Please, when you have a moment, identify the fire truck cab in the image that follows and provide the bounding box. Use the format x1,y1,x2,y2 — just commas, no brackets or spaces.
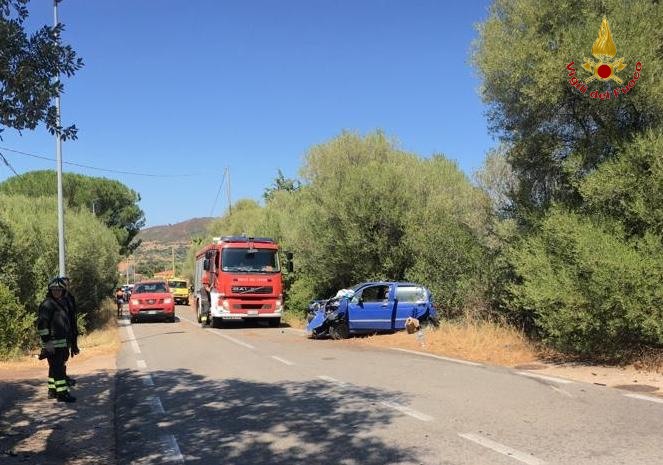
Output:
194,236,287,328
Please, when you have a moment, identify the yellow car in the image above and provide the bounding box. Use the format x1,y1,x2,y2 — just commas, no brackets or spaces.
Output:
168,278,190,305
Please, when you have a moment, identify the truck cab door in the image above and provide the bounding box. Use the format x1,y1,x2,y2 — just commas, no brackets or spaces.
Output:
347,284,394,331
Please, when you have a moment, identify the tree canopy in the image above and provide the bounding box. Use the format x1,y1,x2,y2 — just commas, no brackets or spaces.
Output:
473,0,663,220
473,0,663,356
0,170,145,255
0,0,83,140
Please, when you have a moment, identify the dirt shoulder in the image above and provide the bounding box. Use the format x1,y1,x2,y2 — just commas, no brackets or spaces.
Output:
0,336,118,464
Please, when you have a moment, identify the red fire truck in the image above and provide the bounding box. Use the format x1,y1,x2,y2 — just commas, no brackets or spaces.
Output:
193,236,292,327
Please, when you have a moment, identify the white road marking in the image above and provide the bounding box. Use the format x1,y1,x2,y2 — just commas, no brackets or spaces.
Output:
317,375,348,387
550,385,573,398
624,393,663,404
178,313,256,349
380,401,434,422
459,433,545,465
210,332,256,350
391,348,483,367
142,374,155,387
136,360,147,369
130,340,141,354
147,396,165,415
271,355,294,366
160,434,184,463
125,324,141,354
178,314,197,325
517,372,573,385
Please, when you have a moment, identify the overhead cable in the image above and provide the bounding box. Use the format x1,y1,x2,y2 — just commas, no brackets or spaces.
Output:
0,146,214,178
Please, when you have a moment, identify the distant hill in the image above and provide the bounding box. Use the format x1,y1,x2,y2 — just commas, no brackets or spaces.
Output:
138,217,214,243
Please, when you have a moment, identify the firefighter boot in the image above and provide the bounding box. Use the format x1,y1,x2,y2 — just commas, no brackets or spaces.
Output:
57,392,77,403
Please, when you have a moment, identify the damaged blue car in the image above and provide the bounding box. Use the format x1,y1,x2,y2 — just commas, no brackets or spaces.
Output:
306,282,439,339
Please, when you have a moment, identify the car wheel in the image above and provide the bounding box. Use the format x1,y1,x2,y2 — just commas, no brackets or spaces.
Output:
329,319,349,339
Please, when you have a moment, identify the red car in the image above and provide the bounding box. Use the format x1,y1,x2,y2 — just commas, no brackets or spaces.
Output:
128,280,175,323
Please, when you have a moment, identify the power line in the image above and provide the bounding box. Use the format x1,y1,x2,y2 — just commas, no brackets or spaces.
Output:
0,151,19,175
0,146,213,178
209,169,228,217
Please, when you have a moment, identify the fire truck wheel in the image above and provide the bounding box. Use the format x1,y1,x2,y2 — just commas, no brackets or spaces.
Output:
196,301,202,323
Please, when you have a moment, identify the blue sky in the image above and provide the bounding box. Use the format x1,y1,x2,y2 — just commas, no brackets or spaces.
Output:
0,0,495,227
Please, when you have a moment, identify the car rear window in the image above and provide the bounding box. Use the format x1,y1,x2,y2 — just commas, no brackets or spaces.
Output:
396,286,427,302
168,281,187,288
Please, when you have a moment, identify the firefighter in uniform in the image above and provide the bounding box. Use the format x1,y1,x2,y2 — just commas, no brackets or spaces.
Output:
61,277,79,387
199,273,212,327
37,278,76,403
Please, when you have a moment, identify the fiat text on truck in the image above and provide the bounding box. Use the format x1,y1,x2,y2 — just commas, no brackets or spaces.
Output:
193,236,291,327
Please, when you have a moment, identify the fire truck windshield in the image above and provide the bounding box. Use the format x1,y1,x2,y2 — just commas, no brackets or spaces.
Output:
221,248,280,273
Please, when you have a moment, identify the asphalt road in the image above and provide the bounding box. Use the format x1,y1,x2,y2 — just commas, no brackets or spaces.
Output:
115,305,663,465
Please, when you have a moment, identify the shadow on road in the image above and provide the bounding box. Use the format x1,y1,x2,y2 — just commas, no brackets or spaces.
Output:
116,368,419,465
0,372,115,464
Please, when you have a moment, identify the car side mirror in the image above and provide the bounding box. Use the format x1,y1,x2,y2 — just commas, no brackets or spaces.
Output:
203,259,210,271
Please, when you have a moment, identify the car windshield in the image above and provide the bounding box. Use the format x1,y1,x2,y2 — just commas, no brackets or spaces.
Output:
168,281,187,288
396,286,428,302
133,283,167,294
221,248,280,272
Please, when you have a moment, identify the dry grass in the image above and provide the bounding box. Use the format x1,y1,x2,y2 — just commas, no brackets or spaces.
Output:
349,319,540,366
282,311,307,329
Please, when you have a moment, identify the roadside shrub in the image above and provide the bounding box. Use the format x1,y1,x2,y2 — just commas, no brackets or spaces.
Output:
0,283,33,359
0,194,120,353
506,209,663,357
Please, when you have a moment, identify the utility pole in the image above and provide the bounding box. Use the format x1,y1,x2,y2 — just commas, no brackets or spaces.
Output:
53,0,66,277
226,166,232,216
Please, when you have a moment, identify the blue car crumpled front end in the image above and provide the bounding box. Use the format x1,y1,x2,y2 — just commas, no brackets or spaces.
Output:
306,298,347,338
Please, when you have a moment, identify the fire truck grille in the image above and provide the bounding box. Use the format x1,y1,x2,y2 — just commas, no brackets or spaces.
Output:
231,286,273,294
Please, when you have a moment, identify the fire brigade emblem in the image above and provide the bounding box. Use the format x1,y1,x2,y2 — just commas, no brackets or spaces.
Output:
582,16,626,84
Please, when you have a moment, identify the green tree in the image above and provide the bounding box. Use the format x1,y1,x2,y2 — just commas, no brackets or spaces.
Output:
0,0,83,141
0,193,120,356
580,129,663,239
506,210,663,356
474,0,663,356
0,171,145,254
207,199,266,238
473,0,663,219
263,169,301,202
285,131,490,314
